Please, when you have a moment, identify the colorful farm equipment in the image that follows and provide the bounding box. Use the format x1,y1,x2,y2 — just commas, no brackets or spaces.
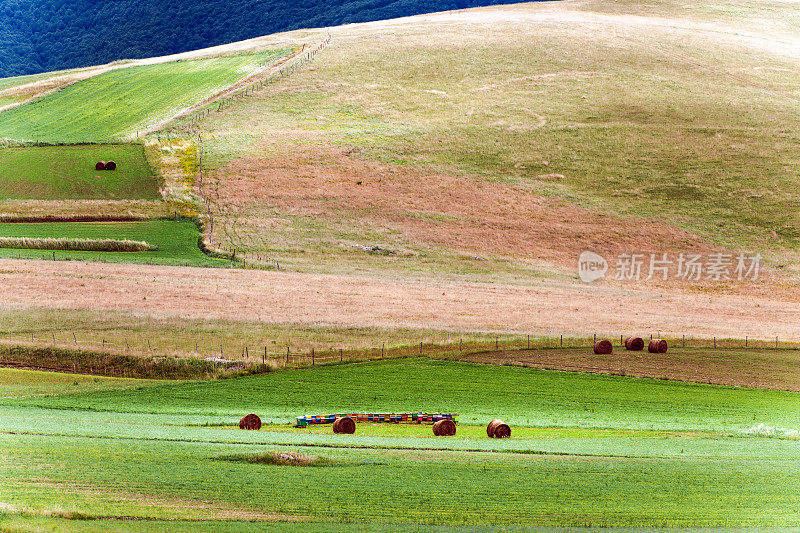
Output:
295,412,458,428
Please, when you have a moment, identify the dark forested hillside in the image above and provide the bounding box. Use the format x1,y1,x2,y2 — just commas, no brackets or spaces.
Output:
0,0,527,77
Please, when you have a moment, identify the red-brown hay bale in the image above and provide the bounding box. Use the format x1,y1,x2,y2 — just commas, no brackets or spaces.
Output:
239,413,261,430
493,423,511,438
487,419,503,437
332,416,356,434
648,339,668,353
95,161,106,171
432,419,456,437
625,336,645,351
593,339,613,355
104,160,116,170
487,419,510,438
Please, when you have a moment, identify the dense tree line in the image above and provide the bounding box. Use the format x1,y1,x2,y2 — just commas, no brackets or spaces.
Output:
0,0,530,78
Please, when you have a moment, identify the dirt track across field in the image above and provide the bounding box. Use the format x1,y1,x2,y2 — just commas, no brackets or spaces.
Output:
2,259,800,340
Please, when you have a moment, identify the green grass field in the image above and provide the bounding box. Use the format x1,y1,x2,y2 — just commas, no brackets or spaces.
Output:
0,144,159,200
0,49,291,143
1,359,798,529
0,220,223,266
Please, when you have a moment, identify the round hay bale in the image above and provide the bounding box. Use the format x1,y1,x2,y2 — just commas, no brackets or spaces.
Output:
593,339,613,355
332,416,356,434
104,160,117,170
432,419,456,437
239,413,261,430
95,161,106,171
487,419,504,437
625,336,645,351
648,339,668,353
487,419,510,438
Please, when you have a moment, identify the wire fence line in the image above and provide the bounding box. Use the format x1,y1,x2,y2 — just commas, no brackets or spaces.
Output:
3,330,798,372
188,35,331,263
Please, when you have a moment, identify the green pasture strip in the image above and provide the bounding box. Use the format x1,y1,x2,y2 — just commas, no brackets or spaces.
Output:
0,144,159,200
1,431,798,527
0,368,156,399
0,220,222,266
1,404,798,458
8,359,800,432
0,49,291,143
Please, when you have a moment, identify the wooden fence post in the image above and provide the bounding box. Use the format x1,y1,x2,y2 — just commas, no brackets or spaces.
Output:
263,346,267,364
287,347,290,366
311,349,315,366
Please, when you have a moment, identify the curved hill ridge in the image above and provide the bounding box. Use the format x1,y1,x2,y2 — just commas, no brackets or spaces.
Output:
0,0,527,78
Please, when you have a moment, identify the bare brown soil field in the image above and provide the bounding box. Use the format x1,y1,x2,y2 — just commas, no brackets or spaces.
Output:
2,259,800,341
457,346,800,392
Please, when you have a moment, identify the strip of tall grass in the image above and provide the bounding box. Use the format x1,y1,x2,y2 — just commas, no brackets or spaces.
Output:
0,345,272,379
0,236,157,252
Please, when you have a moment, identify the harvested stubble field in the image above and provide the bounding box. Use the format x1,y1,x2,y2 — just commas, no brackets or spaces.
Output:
1,359,799,529
0,144,159,200
2,258,800,340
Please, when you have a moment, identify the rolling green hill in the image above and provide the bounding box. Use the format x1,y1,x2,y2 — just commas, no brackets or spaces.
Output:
160,0,800,281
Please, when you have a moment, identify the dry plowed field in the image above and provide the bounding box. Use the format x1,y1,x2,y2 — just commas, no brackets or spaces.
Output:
2,259,800,340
